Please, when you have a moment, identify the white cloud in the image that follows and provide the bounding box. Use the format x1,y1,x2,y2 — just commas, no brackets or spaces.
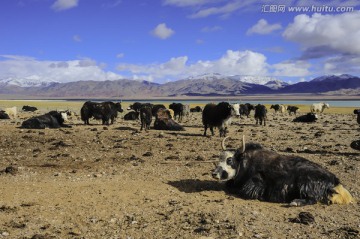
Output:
116,50,269,82
116,53,125,58
151,23,175,39
283,12,360,58
247,19,282,35
323,55,360,75
189,1,243,18
166,0,360,19
51,0,79,11
272,60,311,77
0,55,123,83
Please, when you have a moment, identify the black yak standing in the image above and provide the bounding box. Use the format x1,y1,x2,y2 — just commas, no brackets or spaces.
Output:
202,102,234,137
80,101,123,125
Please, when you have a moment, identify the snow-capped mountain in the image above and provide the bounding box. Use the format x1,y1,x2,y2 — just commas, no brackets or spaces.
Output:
311,74,355,82
280,74,360,93
185,73,285,86
265,80,290,90
1,73,359,98
0,75,59,87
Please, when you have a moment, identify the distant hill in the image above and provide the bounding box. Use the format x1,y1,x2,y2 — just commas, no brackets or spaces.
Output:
279,74,360,93
0,74,359,98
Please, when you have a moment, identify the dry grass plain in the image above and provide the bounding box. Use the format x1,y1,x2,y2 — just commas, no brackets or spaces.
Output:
0,100,359,239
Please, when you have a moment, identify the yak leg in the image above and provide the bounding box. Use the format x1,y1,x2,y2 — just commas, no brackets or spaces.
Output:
210,127,215,136
203,125,208,136
236,174,266,200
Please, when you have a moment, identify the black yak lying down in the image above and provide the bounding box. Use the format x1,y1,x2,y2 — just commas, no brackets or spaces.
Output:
21,111,71,129
0,110,10,119
293,113,318,122
212,136,354,206
154,108,184,131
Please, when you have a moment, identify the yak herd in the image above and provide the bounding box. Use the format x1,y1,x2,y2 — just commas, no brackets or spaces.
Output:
0,100,359,207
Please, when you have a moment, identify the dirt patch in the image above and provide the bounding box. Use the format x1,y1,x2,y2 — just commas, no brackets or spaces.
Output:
0,107,359,238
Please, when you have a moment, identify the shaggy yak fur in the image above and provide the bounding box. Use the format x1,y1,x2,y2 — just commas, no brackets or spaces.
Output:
212,137,354,206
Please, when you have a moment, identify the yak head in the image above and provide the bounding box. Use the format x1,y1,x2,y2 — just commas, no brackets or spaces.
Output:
232,103,240,117
212,136,246,181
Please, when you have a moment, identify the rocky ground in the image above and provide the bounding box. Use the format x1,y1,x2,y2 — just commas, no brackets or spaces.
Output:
0,106,359,239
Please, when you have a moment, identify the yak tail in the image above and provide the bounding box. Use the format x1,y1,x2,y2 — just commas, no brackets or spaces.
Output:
329,184,354,204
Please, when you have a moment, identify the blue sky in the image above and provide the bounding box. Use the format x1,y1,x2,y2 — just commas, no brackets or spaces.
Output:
0,0,360,84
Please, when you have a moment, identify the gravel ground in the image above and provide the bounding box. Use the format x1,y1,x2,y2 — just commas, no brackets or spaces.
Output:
0,107,359,239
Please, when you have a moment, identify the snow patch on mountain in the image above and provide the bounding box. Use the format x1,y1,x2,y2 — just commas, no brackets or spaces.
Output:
0,75,59,87
185,73,285,86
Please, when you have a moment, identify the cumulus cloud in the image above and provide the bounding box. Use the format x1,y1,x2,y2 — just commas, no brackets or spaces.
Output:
116,53,125,58
116,50,269,82
283,12,360,58
0,55,123,83
151,23,175,39
272,60,311,77
51,0,79,11
247,19,282,35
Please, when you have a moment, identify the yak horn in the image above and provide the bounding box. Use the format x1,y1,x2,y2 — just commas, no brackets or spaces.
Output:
221,136,229,150
240,135,246,153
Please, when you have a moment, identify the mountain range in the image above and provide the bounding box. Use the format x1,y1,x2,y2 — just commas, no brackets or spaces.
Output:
0,73,359,99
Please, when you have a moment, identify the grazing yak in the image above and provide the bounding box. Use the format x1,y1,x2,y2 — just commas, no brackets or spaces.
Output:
202,102,235,137
254,104,267,126
270,104,286,114
22,105,38,112
287,106,299,115
212,136,354,206
124,111,139,121
293,113,318,123
169,103,184,122
128,102,146,112
310,102,330,113
153,108,184,131
354,109,360,124
0,110,10,119
80,101,123,125
140,106,152,131
21,111,71,129
239,103,255,118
